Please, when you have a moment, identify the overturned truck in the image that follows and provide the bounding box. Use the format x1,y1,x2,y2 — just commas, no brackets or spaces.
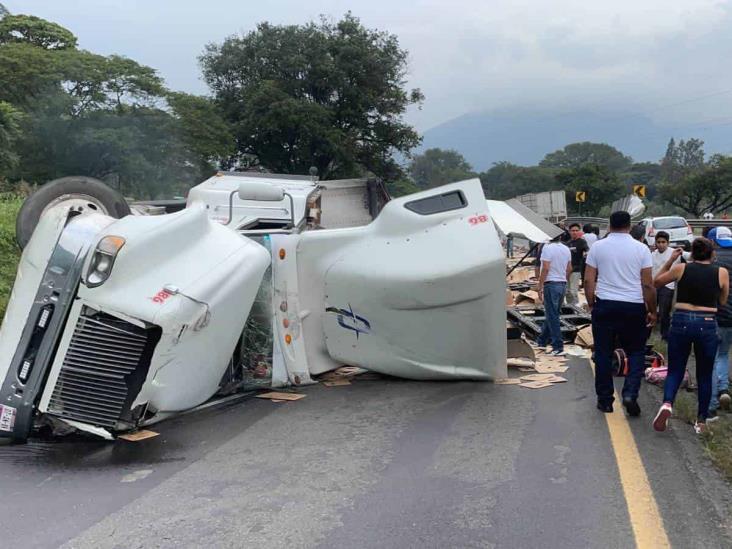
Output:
0,174,509,441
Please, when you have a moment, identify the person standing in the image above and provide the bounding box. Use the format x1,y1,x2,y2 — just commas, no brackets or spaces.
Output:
584,211,657,415
536,239,572,356
506,234,514,259
652,238,729,434
565,223,589,306
651,231,679,341
707,227,732,416
583,224,598,248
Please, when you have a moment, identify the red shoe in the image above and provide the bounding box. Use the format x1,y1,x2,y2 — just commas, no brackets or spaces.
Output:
653,402,673,432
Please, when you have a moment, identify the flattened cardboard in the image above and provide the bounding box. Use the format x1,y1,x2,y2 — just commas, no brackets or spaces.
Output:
547,376,568,383
520,373,556,381
518,367,536,372
256,392,306,401
118,430,159,442
515,290,540,305
534,364,569,374
507,358,535,368
520,381,554,389
494,378,522,385
323,379,351,387
575,326,594,348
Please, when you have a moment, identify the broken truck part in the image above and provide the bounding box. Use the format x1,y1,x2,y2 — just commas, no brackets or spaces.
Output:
0,174,507,441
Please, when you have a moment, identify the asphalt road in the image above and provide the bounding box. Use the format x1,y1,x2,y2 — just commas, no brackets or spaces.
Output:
1,358,731,549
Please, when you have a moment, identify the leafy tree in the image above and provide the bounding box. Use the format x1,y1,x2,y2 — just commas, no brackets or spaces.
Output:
619,162,662,200
555,164,624,216
409,148,475,189
479,161,557,199
0,101,21,176
386,178,420,197
0,12,236,197
659,137,705,186
0,43,61,105
167,92,235,176
659,155,732,217
200,13,423,180
540,142,632,172
0,14,76,50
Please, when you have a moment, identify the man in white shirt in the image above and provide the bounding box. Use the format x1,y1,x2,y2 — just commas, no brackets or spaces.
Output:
536,240,572,356
584,211,657,416
651,231,680,341
583,224,598,248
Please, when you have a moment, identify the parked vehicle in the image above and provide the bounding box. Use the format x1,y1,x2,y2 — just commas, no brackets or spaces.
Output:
0,173,508,442
637,216,694,248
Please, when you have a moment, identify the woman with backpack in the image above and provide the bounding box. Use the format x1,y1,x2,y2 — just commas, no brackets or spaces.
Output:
652,237,730,434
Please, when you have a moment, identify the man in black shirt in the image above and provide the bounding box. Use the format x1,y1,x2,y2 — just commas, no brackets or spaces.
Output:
565,223,589,306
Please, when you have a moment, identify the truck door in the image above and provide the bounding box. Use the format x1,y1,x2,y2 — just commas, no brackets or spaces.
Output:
296,179,507,381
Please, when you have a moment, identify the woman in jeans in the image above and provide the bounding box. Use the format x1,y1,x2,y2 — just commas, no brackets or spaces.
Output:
652,238,729,434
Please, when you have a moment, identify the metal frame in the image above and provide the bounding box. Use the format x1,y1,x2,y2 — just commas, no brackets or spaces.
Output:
507,304,591,342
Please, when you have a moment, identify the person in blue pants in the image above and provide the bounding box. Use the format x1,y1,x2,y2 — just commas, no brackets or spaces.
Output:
536,240,572,356
707,227,732,416
652,238,730,435
584,212,657,416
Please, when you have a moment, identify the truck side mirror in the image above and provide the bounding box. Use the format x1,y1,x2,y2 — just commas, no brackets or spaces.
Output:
237,182,285,202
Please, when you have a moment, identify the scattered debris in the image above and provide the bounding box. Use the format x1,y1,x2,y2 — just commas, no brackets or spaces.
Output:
507,357,535,368
322,379,352,387
515,290,540,305
256,392,306,402
494,378,523,385
535,363,569,374
547,375,568,383
507,304,591,343
521,373,556,382
117,430,159,442
520,380,555,389
575,326,594,348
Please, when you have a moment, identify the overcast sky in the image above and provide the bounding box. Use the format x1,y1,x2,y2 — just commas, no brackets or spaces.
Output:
7,0,732,133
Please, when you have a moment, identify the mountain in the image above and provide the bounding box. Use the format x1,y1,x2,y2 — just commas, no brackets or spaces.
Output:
419,110,732,171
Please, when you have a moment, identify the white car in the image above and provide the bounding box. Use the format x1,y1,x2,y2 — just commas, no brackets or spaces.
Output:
637,216,694,248
0,173,509,442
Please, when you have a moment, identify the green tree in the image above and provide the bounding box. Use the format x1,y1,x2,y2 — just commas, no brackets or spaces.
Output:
386,178,420,197
167,92,235,176
659,155,732,217
659,137,705,186
0,101,21,176
409,148,475,189
479,162,557,199
555,164,624,216
619,162,662,200
540,142,632,172
0,12,237,197
0,14,76,50
200,13,423,180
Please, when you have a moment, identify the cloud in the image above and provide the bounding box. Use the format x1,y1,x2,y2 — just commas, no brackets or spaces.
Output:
7,0,732,132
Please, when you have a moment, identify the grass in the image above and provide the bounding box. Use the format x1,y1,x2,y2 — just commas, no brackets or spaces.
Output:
0,195,22,321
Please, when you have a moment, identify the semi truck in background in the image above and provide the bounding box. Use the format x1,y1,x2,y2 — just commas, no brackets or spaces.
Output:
515,191,567,224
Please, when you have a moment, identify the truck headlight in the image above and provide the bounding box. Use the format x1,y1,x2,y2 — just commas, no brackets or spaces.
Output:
86,236,125,288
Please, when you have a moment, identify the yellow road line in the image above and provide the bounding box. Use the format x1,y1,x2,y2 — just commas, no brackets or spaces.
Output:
590,361,671,549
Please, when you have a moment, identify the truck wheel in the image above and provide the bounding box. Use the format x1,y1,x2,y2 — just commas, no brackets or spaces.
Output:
15,176,131,249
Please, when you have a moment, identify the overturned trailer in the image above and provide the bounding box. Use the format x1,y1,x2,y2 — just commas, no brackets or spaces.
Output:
0,174,509,441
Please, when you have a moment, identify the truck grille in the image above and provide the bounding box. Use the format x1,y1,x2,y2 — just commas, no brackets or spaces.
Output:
47,309,160,429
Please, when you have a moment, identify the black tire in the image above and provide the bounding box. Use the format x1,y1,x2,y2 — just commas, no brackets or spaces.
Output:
16,176,131,249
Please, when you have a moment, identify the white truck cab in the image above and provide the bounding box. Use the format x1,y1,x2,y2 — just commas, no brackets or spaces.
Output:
0,174,507,441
